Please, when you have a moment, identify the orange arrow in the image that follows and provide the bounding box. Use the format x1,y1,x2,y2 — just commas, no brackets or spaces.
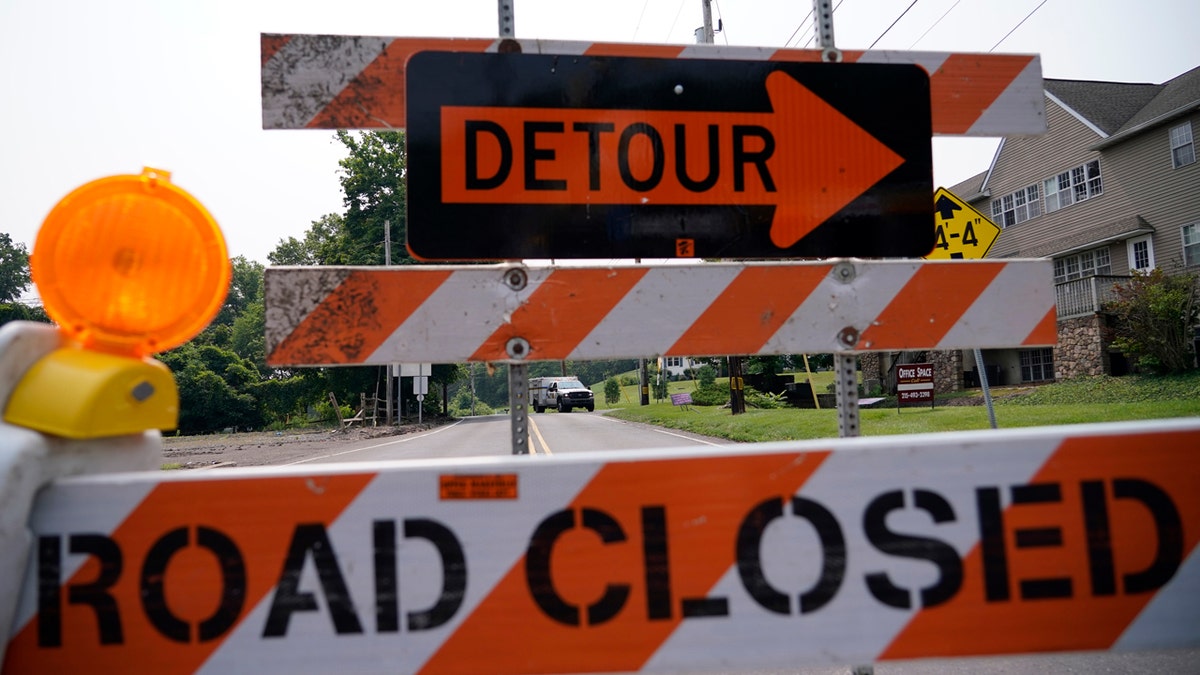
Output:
439,71,905,249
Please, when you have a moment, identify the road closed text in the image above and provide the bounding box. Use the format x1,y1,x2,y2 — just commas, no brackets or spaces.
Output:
29,476,1183,646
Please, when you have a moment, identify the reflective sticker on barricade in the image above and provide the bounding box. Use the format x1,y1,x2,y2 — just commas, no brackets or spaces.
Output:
261,34,1045,136
263,260,1057,366
5,419,1199,673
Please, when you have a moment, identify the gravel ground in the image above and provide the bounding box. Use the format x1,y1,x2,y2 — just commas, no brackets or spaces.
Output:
160,420,451,469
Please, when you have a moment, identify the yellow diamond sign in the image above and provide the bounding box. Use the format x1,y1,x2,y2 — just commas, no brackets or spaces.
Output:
926,187,1001,260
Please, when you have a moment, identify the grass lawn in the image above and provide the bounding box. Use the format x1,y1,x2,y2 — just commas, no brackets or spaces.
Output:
597,371,1200,442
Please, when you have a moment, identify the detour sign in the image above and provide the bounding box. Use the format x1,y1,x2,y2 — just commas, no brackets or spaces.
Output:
405,52,934,261
5,419,1199,673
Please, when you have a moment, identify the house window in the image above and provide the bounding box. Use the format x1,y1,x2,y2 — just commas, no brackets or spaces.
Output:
1043,160,1102,213
1052,247,1111,283
1183,223,1200,267
665,357,683,368
1019,348,1055,382
1171,122,1195,168
990,184,1040,227
1127,235,1155,272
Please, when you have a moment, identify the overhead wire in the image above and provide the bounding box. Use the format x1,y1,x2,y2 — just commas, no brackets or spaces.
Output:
909,0,961,48
631,0,652,41
667,0,689,42
783,9,815,49
868,0,921,49
989,0,1049,51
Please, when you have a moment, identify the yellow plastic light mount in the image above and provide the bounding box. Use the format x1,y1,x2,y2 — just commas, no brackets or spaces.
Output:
32,167,230,357
4,347,179,439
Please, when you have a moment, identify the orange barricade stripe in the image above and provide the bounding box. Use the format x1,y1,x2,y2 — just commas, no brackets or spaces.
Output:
857,262,1003,350
264,35,1043,136
469,267,648,362
4,473,376,674
307,38,494,129
1024,306,1059,345
584,43,686,58
269,269,452,365
260,35,292,68
929,53,1037,135
417,451,831,675
882,429,1200,659
670,264,831,356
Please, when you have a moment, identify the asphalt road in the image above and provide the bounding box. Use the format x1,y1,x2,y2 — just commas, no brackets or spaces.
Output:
292,410,731,464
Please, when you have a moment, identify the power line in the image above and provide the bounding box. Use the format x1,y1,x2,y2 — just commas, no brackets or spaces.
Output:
783,9,815,49
868,0,921,50
990,0,1049,51
667,0,689,42
909,0,961,48
631,0,651,41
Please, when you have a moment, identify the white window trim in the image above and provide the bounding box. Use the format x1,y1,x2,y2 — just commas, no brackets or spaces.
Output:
1127,235,1156,273
1183,223,1200,267
1170,122,1196,169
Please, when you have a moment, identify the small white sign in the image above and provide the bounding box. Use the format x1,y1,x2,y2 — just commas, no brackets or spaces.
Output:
401,363,432,377
414,376,429,395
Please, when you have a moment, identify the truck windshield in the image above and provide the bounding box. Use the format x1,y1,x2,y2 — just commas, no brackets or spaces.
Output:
560,380,584,389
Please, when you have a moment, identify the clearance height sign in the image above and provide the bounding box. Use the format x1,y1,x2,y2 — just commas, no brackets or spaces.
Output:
5,419,1200,673
405,52,934,260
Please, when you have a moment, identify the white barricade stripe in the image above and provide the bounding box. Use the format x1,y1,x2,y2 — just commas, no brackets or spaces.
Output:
6,420,1198,673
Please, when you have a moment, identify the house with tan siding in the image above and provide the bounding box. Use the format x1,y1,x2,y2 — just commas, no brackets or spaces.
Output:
862,64,1200,392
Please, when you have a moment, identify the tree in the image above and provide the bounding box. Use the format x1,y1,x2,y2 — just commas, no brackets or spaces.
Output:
1108,268,1199,374
0,233,31,303
269,214,346,266
335,130,410,265
213,256,264,327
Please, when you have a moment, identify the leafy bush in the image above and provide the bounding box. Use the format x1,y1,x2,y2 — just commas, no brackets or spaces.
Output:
604,377,621,405
1108,268,1199,374
448,387,494,417
745,387,786,409
690,383,729,406
696,364,717,388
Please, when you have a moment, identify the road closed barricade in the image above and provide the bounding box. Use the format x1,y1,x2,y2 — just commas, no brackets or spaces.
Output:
5,418,1198,673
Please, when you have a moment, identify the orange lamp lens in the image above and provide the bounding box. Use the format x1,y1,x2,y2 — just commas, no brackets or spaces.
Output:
32,168,230,357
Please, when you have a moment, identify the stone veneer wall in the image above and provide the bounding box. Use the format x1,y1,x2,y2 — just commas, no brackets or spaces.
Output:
1056,314,1110,379
931,350,963,393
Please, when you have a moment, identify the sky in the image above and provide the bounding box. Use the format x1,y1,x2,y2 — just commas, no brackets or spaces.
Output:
2,0,1198,268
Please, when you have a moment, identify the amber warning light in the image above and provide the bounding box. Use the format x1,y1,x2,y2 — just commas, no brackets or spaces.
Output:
4,168,230,438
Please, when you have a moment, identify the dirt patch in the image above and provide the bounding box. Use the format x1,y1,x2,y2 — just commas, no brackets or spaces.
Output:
161,419,451,469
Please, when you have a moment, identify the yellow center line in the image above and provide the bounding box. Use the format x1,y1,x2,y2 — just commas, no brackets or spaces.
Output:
528,416,553,455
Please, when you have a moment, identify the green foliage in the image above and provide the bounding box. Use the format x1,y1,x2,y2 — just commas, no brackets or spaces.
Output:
269,214,347,266
695,364,717,388
0,233,30,304
160,343,264,434
448,387,494,417
0,302,50,327
604,377,621,405
335,130,410,266
745,386,786,409
1108,268,1199,374
690,383,729,406
607,372,1200,442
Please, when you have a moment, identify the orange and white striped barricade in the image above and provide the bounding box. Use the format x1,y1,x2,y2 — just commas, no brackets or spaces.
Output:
5,418,1198,672
263,259,1057,367
261,35,1044,137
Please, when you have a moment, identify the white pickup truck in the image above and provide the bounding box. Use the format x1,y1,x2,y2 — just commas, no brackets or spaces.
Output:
529,376,595,413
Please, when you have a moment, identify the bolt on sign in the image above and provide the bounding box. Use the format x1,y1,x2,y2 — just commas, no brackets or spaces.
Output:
5,419,1199,672
404,52,934,260
926,187,1002,260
